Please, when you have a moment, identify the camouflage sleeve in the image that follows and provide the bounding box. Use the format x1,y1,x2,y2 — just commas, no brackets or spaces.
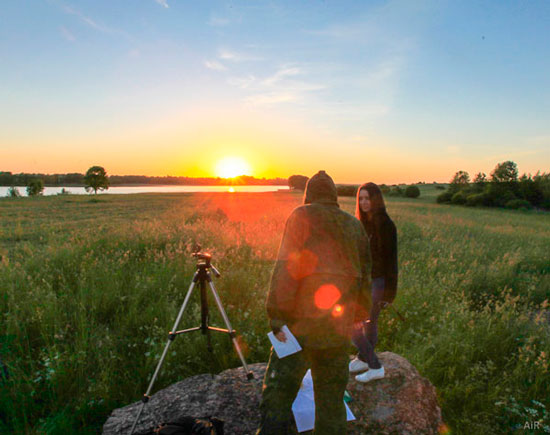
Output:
266,209,304,332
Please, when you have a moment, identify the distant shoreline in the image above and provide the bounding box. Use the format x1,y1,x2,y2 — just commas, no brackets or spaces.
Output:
1,183,289,188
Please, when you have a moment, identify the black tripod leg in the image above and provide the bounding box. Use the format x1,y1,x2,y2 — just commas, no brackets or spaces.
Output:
129,274,198,435
200,280,213,352
206,279,254,380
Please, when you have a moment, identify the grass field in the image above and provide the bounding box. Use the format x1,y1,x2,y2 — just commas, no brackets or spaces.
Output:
1,187,550,434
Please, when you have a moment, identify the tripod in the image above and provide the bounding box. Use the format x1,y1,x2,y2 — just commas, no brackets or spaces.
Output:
129,248,254,435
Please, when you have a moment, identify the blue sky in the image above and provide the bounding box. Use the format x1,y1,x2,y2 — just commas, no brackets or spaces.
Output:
1,0,549,183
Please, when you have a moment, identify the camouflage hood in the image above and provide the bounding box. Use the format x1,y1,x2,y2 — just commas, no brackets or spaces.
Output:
303,170,339,206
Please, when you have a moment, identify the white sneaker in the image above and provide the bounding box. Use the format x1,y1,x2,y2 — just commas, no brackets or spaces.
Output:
355,366,385,383
349,357,370,373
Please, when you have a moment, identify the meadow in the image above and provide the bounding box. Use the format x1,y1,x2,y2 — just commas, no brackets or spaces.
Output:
1,186,549,434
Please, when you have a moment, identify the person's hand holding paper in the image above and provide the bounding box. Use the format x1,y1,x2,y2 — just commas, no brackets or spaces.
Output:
275,331,287,342
267,325,301,358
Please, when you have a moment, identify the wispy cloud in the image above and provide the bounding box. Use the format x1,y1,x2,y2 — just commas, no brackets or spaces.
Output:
358,56,405,89
485,148,547,163
525,134,550,146
245,93,297,105
228,65,325,106
62,5,107,32
218,49,262,62
60,4,133,42
154,0,169,8
227,75,256,89
299,0,423,122
209,16,230,26
305,23,379,42
204,60,227,71
483,134,550,164
59,26,75,42
262,66,302,86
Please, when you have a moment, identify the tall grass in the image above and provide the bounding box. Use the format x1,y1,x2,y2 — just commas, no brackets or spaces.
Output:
1,190,549,434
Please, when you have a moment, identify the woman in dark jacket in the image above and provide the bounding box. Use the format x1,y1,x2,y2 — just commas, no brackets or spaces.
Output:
349,182,398,382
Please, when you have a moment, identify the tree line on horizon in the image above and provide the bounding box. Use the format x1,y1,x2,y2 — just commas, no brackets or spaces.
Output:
437,160,550,210
288,175,422,199
0,170,288,188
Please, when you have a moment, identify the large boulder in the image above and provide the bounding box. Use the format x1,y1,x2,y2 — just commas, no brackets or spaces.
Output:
103,352,442,434
346,352,442,434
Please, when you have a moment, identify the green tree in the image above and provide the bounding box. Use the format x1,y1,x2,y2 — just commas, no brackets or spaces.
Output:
26,179,44,196
491,161,518,183
449,170,470,194
84,166,110,194
288,175,309,191
451,170,470,185
336,185,358,197
472,172,487,192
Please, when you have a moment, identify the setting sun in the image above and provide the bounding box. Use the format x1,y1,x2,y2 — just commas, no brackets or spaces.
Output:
216,157,251,179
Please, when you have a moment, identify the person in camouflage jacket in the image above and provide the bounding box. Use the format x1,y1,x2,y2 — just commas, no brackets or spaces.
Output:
257,170,371,435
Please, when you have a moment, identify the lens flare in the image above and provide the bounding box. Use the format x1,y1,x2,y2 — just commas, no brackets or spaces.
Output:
331,304,344,317
314,284,341,310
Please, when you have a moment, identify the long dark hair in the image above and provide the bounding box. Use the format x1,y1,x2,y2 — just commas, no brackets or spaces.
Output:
355,182,387,235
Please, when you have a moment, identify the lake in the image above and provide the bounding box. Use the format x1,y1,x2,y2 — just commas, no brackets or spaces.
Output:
0,185,289,197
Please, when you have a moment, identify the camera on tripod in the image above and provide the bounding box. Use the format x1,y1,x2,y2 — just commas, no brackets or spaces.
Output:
191,245,220,277
192,244,211,262
129,243,253,434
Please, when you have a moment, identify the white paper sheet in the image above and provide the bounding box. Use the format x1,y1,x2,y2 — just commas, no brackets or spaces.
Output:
267,325,302,358
291,369,355,433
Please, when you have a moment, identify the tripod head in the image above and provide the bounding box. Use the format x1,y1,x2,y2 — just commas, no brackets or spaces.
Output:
192,244,221,277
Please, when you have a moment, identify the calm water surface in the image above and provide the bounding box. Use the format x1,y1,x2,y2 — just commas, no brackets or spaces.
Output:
1,185,289,197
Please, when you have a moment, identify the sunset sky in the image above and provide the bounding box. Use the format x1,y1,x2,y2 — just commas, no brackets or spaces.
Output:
1,0,549,184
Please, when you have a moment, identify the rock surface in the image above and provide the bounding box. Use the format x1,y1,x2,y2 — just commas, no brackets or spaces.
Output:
103,352,441,435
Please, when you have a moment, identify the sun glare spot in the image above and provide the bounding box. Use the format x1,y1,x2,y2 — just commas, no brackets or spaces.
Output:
228,187,235,193
216,157,251,178
314,284,341,310
332,304,344,317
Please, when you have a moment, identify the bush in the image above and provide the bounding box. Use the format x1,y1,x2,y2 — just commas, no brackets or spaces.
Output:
505,199,532,210
7,186,21,198
435,185,445,190
389,186,403,197
26,179,44,196
379,184,390,194
451,191,468,205
485,183,518,207
465,193,489,207
336,185,358,197
404,185,420,198
436,190,453,203
518,175,543,206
